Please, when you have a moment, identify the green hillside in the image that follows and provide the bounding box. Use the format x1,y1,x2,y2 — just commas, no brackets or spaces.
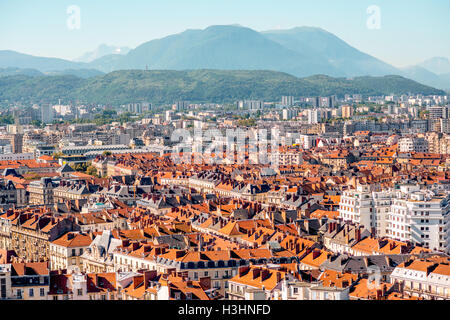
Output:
0,70,444,105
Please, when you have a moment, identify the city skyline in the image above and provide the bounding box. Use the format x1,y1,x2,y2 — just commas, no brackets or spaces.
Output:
0,0,449,67
1,0,450,305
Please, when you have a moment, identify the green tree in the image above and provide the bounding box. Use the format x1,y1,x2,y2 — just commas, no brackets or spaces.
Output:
53,152,63,160
86,166,98,177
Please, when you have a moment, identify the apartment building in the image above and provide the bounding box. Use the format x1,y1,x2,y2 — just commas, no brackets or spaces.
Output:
9,262,49,300
339,184,450,252
4,211,80,263
227,266,286,300
49,232,92,271
399,137,429,153
390,256,450,300
270,151,303,166
27,178,56,205
0,264,12,300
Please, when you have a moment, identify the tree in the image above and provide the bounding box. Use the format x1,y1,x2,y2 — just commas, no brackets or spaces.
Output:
86,166,98,177
30,120,43,127
72,163,88,172
53,152,64,160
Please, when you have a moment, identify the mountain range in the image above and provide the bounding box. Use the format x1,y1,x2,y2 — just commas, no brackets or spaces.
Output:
74,44,131,63
0,25,449,90
0,70,444,105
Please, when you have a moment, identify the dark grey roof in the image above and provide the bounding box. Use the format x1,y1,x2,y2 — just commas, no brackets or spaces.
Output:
58,164,75,173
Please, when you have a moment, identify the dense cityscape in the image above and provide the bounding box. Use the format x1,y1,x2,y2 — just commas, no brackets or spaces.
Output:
0,92,449,301
1,1,450,308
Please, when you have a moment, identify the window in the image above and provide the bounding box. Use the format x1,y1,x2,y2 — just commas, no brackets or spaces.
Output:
40,288,45,297
77,289,83,296
29,288,34,297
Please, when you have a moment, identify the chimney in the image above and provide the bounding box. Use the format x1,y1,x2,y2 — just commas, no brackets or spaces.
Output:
312,250,321,260
143,270,157,289
356,228,361,242
238,266,249,277
260,269,270,282
175,250,185,259
252,268,261,280
199,277,211,290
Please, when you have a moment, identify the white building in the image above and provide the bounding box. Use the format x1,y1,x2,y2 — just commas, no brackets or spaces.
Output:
390,257,450,300
281,96,294,107
282,109,298,121
339,184,450,252
308,109,320,124
297,135,317,150
40,104,54,124
398,137,428,153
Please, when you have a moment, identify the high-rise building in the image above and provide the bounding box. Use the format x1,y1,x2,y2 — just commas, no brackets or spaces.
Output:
341,105,353,119
281,96,294,107
282,109,298,120
339,184,449,252
175,101,189,111
142,102,152,112
10,134,23,153
314,97,320,108
327,96,334,108
245,100,264,110
429,106,450,120
40,104,54,124
125,103,144,114
398,137,429,153
308,109,320,124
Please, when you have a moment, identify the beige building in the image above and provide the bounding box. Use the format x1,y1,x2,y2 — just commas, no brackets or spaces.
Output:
27,178,55,206
50,232,92,271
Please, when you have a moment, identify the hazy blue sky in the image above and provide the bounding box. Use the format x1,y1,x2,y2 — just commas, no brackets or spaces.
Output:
0,0,449,67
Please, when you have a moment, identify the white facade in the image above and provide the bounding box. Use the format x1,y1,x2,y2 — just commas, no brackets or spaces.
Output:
0,153,34,161
339,184,450,252
390,262,450,300
308,109,320,124
399,137,429,153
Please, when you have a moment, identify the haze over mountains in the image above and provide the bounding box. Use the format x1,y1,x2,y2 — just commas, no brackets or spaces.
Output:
74,44,131,63
0,70,444,105
0,25,449,90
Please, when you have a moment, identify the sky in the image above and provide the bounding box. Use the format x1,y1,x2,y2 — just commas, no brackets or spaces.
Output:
0,0,449,67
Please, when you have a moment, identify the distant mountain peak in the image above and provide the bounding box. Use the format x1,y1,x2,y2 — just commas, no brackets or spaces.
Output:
418,56,450,75
74,44,131,63
1,25,448,90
